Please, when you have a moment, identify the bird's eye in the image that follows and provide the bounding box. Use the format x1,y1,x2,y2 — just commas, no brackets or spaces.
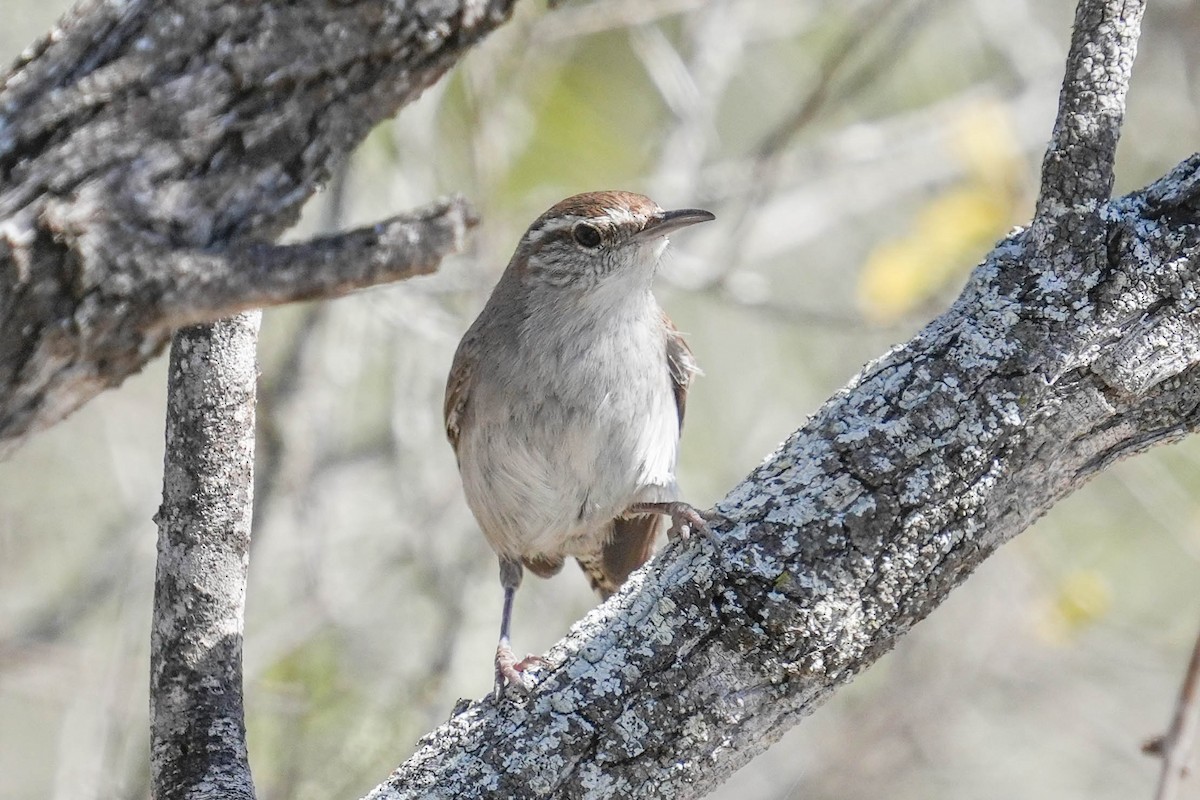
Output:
572,223,602,249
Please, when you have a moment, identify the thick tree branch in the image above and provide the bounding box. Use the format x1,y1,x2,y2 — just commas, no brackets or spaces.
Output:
151,314,260,800
0,0,504,450
365,3,1196,797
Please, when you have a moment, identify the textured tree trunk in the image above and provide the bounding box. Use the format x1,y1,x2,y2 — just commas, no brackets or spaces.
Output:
0,1,509,798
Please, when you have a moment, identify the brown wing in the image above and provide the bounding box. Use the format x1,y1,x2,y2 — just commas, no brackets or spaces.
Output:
443,337,475,456
663,312,699,428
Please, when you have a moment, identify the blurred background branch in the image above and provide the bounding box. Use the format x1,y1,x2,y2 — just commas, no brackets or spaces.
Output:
1148,621,1200,800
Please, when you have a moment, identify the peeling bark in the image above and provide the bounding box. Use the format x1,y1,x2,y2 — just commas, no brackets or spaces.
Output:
0,0,500,450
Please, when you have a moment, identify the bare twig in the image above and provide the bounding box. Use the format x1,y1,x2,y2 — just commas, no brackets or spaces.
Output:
711,0,940,279
1147,622,1200,800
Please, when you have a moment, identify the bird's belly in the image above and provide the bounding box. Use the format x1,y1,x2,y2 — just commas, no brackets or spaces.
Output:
459,379,678,561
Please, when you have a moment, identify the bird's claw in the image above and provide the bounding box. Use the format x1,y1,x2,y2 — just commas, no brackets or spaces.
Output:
494,643,544,698
628,501,714,543
665,504,711,542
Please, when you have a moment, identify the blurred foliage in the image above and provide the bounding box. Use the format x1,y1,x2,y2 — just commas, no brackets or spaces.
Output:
858,101,1027,321
3,1,1200,799
502,36,663,194
1042,568,1113,640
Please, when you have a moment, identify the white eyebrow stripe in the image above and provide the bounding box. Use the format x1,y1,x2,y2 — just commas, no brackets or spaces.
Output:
602,206,641,227
537,217,578,233
526,217,579,242
524,205,654,245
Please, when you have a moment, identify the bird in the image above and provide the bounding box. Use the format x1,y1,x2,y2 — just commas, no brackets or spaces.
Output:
444,190,713,696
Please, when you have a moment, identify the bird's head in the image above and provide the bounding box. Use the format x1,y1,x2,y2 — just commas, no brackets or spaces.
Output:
511,191,714,291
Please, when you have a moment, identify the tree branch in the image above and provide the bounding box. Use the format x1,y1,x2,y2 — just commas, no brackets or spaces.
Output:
1036,0,1145,218
0,0,504,450
151,314,260,800
365,3,1198,797
131,196,476,334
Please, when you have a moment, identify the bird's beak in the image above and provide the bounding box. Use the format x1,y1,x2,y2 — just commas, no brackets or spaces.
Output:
633,208,716,241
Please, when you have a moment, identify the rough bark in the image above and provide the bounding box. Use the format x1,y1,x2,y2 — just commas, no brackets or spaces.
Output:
151,315,260,800
0,0,499,452
369,1,1183,797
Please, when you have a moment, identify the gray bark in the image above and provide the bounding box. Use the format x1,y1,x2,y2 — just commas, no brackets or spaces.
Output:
0,0,500,452
151,314,260,800
370,1,1182,797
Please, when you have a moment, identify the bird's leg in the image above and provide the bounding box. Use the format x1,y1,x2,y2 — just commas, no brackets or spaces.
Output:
494,558,543,698
626,501,713,541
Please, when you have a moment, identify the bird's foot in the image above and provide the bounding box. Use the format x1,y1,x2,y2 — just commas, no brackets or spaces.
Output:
627,501,713,542
494,642,544,698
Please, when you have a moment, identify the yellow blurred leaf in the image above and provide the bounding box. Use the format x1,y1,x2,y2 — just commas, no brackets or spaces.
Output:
952,100,1022,188
857,100,1026,322
1055,569,1112,628
1035,568,1112,643
858,186,1011,320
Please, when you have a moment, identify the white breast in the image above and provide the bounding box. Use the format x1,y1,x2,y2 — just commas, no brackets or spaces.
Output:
458,286,680,562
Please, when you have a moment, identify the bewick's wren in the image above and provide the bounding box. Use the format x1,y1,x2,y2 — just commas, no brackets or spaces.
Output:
444,191,713,696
